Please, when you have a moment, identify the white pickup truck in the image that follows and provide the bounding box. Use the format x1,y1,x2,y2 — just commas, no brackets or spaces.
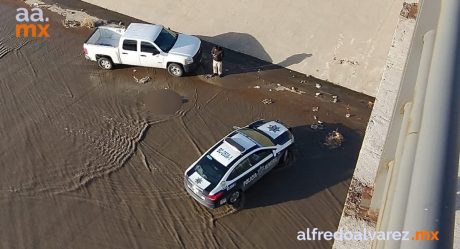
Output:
83,23,202,77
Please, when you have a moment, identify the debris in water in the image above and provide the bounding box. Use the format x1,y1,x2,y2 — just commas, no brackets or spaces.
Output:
312,106,319,112
63,20,81,28
315,92,321,97
262,98,273,105
310,123,324,130
80,18,96,28
368,101,374,109
315,83,322,89
300,80,306,84
332,95,338,103
274,84,305,94
138,76,151,84
345,104,351,117
324,130,344,149
253,85,261,89
133,76,151,84
313,116,323,124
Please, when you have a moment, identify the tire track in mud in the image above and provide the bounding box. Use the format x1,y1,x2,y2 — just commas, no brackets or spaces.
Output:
0,42,11,59
53,115,179,194
176,88,204,156
0,99,175,197
8,120,151,196
0,29,32,59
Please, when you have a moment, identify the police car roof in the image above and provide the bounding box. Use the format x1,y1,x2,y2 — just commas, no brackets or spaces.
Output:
209,133,257,167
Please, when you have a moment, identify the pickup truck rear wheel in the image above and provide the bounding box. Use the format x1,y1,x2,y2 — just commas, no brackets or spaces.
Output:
97,57,113,70
167,63,184,77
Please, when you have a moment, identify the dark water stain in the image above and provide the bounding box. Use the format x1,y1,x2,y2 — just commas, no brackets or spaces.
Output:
141,89,183,115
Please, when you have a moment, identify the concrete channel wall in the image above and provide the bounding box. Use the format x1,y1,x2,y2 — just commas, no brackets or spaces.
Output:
333,1,418,248
82,0,404,97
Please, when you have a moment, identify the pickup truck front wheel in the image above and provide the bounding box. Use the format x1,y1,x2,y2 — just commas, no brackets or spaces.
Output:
97,57,113,70
167,63,184,77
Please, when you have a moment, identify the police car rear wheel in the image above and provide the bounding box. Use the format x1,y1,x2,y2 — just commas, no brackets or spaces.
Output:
275,149,291,170
229,190,241,206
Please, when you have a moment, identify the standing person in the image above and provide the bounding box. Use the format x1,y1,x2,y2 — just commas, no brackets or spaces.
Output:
211,45,224,77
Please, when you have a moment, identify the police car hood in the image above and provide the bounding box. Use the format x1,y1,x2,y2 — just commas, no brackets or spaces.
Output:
256,121,288,140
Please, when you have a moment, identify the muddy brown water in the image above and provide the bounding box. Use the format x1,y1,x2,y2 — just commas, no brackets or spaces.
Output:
0,1,374,248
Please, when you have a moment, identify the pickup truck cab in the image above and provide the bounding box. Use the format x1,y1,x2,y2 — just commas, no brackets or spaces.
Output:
83,23,202,77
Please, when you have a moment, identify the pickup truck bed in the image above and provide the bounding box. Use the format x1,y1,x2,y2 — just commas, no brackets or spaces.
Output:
86,27,123,47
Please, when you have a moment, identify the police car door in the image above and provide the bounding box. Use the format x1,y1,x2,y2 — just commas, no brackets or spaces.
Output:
225,157,255,191
249,149,279,181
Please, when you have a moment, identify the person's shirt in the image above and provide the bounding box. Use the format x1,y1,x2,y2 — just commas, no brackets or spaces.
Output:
211,47,223,62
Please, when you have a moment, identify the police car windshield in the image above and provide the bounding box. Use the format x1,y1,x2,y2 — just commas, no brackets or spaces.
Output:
194,155,227,185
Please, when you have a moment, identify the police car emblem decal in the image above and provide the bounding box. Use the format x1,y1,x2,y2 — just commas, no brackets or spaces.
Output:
268,124,281,133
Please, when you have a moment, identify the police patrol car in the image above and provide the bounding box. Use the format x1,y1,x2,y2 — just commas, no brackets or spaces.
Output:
184,120,294,208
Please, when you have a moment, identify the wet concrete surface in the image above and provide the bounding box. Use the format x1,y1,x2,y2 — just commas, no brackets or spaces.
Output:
0,1,373,248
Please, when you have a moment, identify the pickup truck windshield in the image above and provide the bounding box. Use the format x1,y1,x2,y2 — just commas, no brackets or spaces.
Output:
154,28,178,52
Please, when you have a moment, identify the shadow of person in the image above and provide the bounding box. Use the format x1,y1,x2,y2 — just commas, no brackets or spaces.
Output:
198,32,273,62
192,33,312,77
277,53,312,67
242,123,364,209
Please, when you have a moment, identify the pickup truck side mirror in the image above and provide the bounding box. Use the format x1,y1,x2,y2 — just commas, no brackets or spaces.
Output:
152,51,159,55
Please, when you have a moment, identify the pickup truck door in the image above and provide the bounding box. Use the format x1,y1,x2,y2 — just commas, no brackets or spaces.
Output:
139,41,164,68
119,39,140,66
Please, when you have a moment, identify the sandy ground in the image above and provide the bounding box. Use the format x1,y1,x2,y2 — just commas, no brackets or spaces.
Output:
0,1,372,248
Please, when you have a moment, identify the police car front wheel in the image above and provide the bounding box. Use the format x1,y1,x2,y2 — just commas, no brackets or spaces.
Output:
281,149,289,163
